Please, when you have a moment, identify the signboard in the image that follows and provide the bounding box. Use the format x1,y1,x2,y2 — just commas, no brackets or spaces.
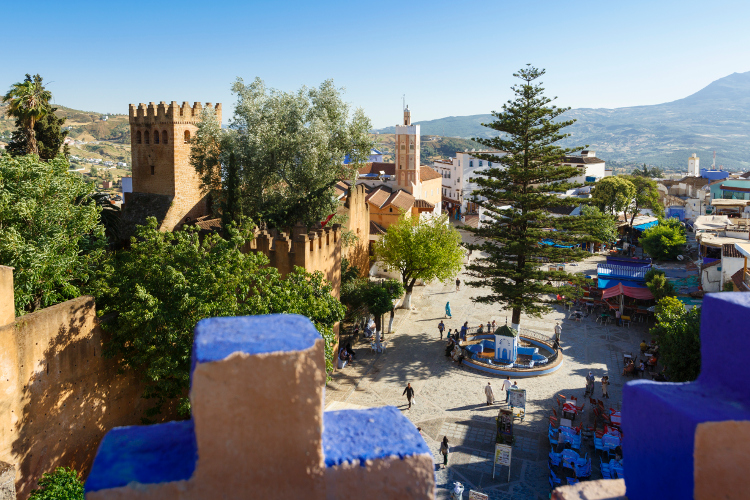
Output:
492,443,512,481
508,388,526,409
468,491,489,500
497,408,513,445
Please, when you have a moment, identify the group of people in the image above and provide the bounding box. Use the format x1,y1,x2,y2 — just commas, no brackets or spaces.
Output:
582,371,610,398
338,342,356,365
444,335,464,364
438,319,497,340
483,377,519,406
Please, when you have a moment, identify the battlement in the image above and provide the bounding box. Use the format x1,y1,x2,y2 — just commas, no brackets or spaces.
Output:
129,101,222,125
243,224,342,297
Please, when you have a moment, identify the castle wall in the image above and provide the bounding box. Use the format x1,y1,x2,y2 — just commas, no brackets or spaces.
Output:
128,102,221,232
341,185,371,276
0,267,174,499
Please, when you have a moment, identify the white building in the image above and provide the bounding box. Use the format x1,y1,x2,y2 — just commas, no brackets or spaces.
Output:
561,151,607,184
433,150,506,213
688,153,700,177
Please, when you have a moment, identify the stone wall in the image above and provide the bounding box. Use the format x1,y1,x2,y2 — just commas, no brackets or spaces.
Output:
0,267,172,499
0,462,14,500
342,184,371,276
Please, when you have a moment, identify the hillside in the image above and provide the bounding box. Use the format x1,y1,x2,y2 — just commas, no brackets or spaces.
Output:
372,134,483,164
376,71,750,171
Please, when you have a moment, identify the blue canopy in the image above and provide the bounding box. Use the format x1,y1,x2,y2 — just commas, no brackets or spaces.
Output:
598,278,648,289
634,220,659,231
541,239,575,249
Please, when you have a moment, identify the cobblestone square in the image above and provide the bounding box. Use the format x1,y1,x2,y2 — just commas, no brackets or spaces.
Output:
326,252,651,498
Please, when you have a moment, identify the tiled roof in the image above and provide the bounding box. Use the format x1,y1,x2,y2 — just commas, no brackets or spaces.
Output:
194,217,222,231
366,186,391,208
419,166,442,181
413,199,435,209
463,214,479,229
723,244,743,259
730,268,750,291
385,190,415,211
740,171,750,179
442,195,461,205
563,156,605,165
334,180,351,199
702,259,721,270
679,177,711,188
370,221,387,235
358,162,395,176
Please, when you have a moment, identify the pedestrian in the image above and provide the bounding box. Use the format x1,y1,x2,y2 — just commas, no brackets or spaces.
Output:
460,322,468,341
509,381,519,408
438,320,445,339
417,427,423,437
601,375,610,399
439,436,450,469
486,321,492,333
554,322,562,342
403,383,415,409
585,371,595,396
615,309,621,326
455,277,461,291
484,382,495,406
446,328,453,340
502,376,512,403
491,320,496,331
445,302,452,319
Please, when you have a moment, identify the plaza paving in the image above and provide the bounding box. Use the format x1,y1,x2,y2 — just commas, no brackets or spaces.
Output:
325,252,653,499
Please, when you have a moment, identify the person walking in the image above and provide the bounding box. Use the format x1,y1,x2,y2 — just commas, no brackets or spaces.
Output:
438,320,445,339
403,383,415,409
439,436,450,469
585,371,595,396
554,322,562,342
502,376,512,404
509,381,519,408
601,375,610,399
445,302,452,319
484,382,495,406
460,322,468,341
455,277,461,291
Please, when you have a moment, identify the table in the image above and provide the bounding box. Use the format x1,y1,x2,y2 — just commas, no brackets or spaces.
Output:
560,418,572,428
610,411,622,425
562,402,577,420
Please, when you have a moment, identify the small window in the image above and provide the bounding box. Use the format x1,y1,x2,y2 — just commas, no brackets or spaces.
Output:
400,144,405,150
154,130,160,144
144,131,150,144
150,165,155,175
184,130,191,144
410,144,414,150
136,131,142,144
479,161,482,167
389,208,393,213
488,161,492,167
162,131,168,144
469,160,473,167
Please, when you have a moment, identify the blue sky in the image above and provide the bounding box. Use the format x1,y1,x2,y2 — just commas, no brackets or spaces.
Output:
2,0,749,128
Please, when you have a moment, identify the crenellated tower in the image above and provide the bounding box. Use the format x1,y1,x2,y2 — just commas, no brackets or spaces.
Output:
127,101,222,232
395,106,422,196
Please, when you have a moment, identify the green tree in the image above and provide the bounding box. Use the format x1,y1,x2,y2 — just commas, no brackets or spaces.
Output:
592,176,636,215
645,271,676,301
92,218,345,416
0,153,106,315
462,66,597,329
374,214,463,309
341,274,404,331
640,219,686,260
2,74,53,156
7,107,69,160
580,205,617,244
622,175,664,233
191,78,373,229
632,163,664,178
651,296,701,382
29,467,83,500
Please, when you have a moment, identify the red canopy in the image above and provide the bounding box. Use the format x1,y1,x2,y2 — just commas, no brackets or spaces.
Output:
601,283,654,300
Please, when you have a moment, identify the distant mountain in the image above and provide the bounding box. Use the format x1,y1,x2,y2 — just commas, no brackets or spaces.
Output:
375,71,750,171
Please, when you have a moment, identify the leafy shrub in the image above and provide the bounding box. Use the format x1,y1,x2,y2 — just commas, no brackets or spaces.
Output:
641,220,686,260
29,467,83,500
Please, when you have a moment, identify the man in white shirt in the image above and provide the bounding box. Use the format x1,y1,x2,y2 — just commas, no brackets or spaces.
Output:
502,376,512,404
554,323,562,342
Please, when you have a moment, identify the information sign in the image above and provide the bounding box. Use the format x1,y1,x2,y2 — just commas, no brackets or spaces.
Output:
508,388,526,409
492,443,512,481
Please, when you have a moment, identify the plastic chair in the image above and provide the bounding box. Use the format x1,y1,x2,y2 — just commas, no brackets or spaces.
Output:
594,437,604,455
600,457,612,479
575,459,592,479
549,469,562,489
549,448,562,467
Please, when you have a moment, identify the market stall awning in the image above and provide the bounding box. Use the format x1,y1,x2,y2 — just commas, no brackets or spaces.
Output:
634,220,659,231
598,278,648,289
601,283,654,300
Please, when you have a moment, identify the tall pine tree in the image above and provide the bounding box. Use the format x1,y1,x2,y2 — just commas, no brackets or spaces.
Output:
464,65,603,330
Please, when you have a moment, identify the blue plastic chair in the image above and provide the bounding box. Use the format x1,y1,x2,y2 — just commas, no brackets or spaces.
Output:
549,468,562,489
549,448,562,467
575,458,592,479
600,457,612,479
594,437,604,455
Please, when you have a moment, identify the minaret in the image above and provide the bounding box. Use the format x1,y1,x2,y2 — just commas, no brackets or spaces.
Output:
395,106,421,194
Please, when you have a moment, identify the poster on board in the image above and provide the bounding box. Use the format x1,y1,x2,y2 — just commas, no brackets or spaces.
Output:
509,388,526,409
492,443,512,480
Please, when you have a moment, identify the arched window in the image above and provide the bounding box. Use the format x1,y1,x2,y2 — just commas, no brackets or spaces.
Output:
478,160,483,167
469,160,473,168
144,131,150,144
136,131,142,144
162,131,168,145
154,130,159,144
184,130,191,144
488,161,492,167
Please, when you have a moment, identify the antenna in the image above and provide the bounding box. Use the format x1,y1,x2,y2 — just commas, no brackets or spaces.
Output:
712,151,716,169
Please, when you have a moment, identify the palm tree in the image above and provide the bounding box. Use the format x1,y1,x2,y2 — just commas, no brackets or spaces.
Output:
2,74,52,155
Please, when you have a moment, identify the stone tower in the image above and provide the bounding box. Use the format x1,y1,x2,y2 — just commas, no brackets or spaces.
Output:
395,106,422,196
127,101,222,232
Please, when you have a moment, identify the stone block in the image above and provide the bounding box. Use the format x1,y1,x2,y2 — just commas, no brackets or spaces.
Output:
0,462,15,500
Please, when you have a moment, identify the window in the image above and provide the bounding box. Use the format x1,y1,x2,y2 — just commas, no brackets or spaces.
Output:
184,130,191,144
410,144,414,150
162,131,168,144
389,208,393,213
136,131,142,144
154,130,159,144
488,161,492,167
150,165,155,175
144,131,150,144
479,161,482,167
401,144,405,150
469,160,473,167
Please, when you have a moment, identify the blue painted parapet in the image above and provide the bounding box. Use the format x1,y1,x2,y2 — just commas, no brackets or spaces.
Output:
623,294,750,499
85,314,434,499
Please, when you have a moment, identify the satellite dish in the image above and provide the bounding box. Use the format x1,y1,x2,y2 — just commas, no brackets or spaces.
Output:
677,255,684,261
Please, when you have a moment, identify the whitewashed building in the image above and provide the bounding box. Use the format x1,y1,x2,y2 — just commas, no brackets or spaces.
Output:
561,150,607,184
